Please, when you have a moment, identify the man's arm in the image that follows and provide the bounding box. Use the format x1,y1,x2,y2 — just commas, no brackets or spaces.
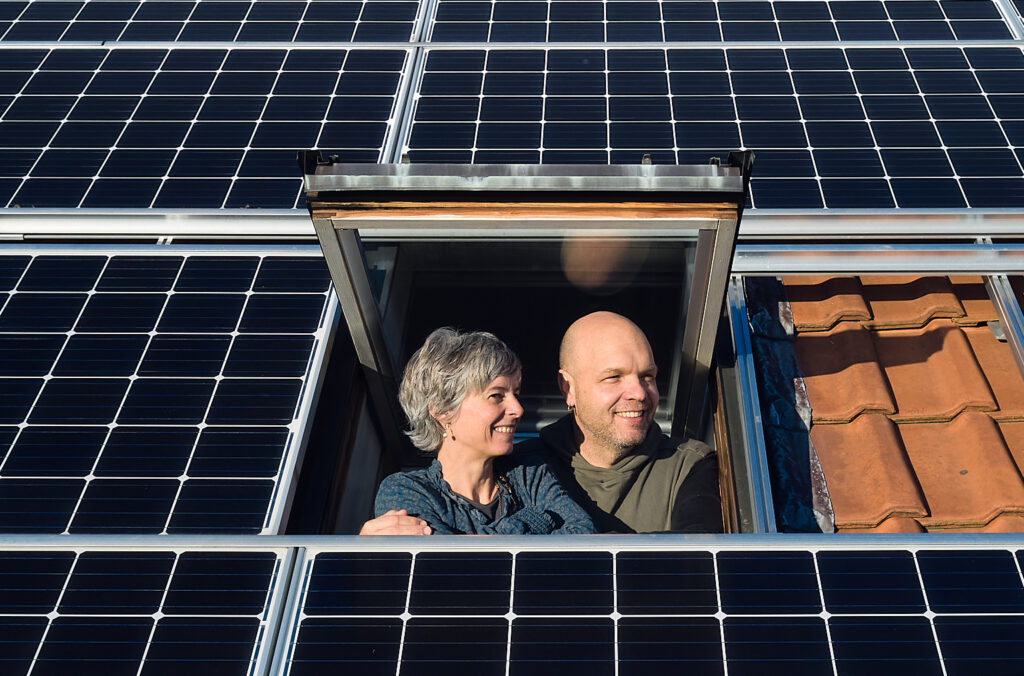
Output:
359,509,433,535
670,453,723,533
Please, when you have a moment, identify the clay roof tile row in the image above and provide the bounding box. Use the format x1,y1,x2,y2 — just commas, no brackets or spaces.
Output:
781,274,1024,534
786,274,999,333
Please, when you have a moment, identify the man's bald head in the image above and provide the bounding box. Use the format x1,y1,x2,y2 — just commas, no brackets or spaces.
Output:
559,311,650,374
557,311,659,465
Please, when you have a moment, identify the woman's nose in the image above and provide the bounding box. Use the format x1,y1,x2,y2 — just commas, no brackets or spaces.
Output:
508,394,524,418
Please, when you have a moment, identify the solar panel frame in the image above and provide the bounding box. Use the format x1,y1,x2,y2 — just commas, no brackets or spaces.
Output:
274,536,1024,676
401,43,1024,209
0,45,414,210
427,0,1017,43
0,0,427,43
0,244,338,535
0,542,295,676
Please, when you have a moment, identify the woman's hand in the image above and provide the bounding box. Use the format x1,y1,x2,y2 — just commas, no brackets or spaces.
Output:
359,509,433,535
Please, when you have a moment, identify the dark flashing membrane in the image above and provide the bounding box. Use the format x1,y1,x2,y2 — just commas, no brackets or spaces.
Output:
744,276,834,533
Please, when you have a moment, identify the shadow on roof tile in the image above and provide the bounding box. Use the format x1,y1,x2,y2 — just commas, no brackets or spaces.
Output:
949,275,999,326
794,322,895,423
900,412,1024,528
783,276,870,332
964,325,1024,420
810,414,926,529
873,319,996,422
861,275,964,329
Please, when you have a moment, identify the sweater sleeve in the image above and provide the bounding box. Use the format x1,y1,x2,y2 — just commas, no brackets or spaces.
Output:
669,453,723,533
501,460,596,534
373,472,457,535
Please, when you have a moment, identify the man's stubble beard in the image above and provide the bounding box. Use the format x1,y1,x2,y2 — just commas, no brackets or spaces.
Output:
577,415,648,465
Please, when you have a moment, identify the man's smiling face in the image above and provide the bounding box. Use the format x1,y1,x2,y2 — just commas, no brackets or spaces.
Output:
559,313,659,464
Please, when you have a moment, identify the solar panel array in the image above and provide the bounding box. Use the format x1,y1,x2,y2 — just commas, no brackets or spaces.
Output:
0,547,289,676
0,0,422,42
430,0,1013,42
276,545,1024,676
406,45,1024,208
0,47,409,209
0,0,1021,210
0,249,333,534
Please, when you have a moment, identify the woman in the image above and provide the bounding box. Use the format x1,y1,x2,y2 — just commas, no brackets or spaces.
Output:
373,327,595,534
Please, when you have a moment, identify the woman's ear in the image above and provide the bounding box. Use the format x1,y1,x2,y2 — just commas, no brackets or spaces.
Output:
429,407,453,424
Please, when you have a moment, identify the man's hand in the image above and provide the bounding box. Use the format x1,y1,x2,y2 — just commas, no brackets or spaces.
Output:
359,509,432,535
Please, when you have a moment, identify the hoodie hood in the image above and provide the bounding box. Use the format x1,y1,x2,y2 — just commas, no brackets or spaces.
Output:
539,413,664,516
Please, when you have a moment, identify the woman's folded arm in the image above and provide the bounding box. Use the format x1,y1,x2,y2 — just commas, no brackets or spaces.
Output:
374,472,457,535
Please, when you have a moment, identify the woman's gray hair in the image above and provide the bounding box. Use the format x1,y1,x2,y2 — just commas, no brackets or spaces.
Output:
399,327,521,452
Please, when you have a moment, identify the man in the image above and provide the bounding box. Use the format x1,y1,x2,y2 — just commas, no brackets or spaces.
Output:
360,311,721,534
522,311,721,533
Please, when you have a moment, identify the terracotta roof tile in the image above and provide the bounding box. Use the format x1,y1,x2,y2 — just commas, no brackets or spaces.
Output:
963,326,1024,421
760,275,1024,534
810,415,927,528
838,517,926,533
996,420,1024,477
949,275,999,326
782,276,870,332
872,319,996,422
935,514,1024,533
794,322,895,423
977,514,1024,532
899,412,1024,528
861,275,964,329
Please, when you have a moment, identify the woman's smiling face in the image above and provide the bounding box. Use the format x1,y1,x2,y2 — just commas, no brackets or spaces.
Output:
445,372,523,457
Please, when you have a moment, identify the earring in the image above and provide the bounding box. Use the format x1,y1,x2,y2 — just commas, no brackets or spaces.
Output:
568,405,575,412
444,422,456,441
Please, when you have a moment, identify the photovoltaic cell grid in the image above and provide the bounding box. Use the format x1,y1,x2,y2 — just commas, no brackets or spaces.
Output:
0,250,333,534
0,0,421,42
282,548,1024,676
430,0,1014,43
0,47,408,209
0,548,286,676
405,46,1024,209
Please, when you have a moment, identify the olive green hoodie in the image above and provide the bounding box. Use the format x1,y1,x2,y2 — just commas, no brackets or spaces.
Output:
519,414,722,533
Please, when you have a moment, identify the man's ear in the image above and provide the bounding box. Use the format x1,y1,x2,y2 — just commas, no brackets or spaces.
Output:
557,369,575,407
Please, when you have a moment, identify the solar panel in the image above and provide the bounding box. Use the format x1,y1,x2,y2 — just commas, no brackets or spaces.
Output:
429,0,1014,42
0,546,291,676
0,247,335,534
278,544,1024,676
405,46,1024,209
0,47,409,209
0,0,422,42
